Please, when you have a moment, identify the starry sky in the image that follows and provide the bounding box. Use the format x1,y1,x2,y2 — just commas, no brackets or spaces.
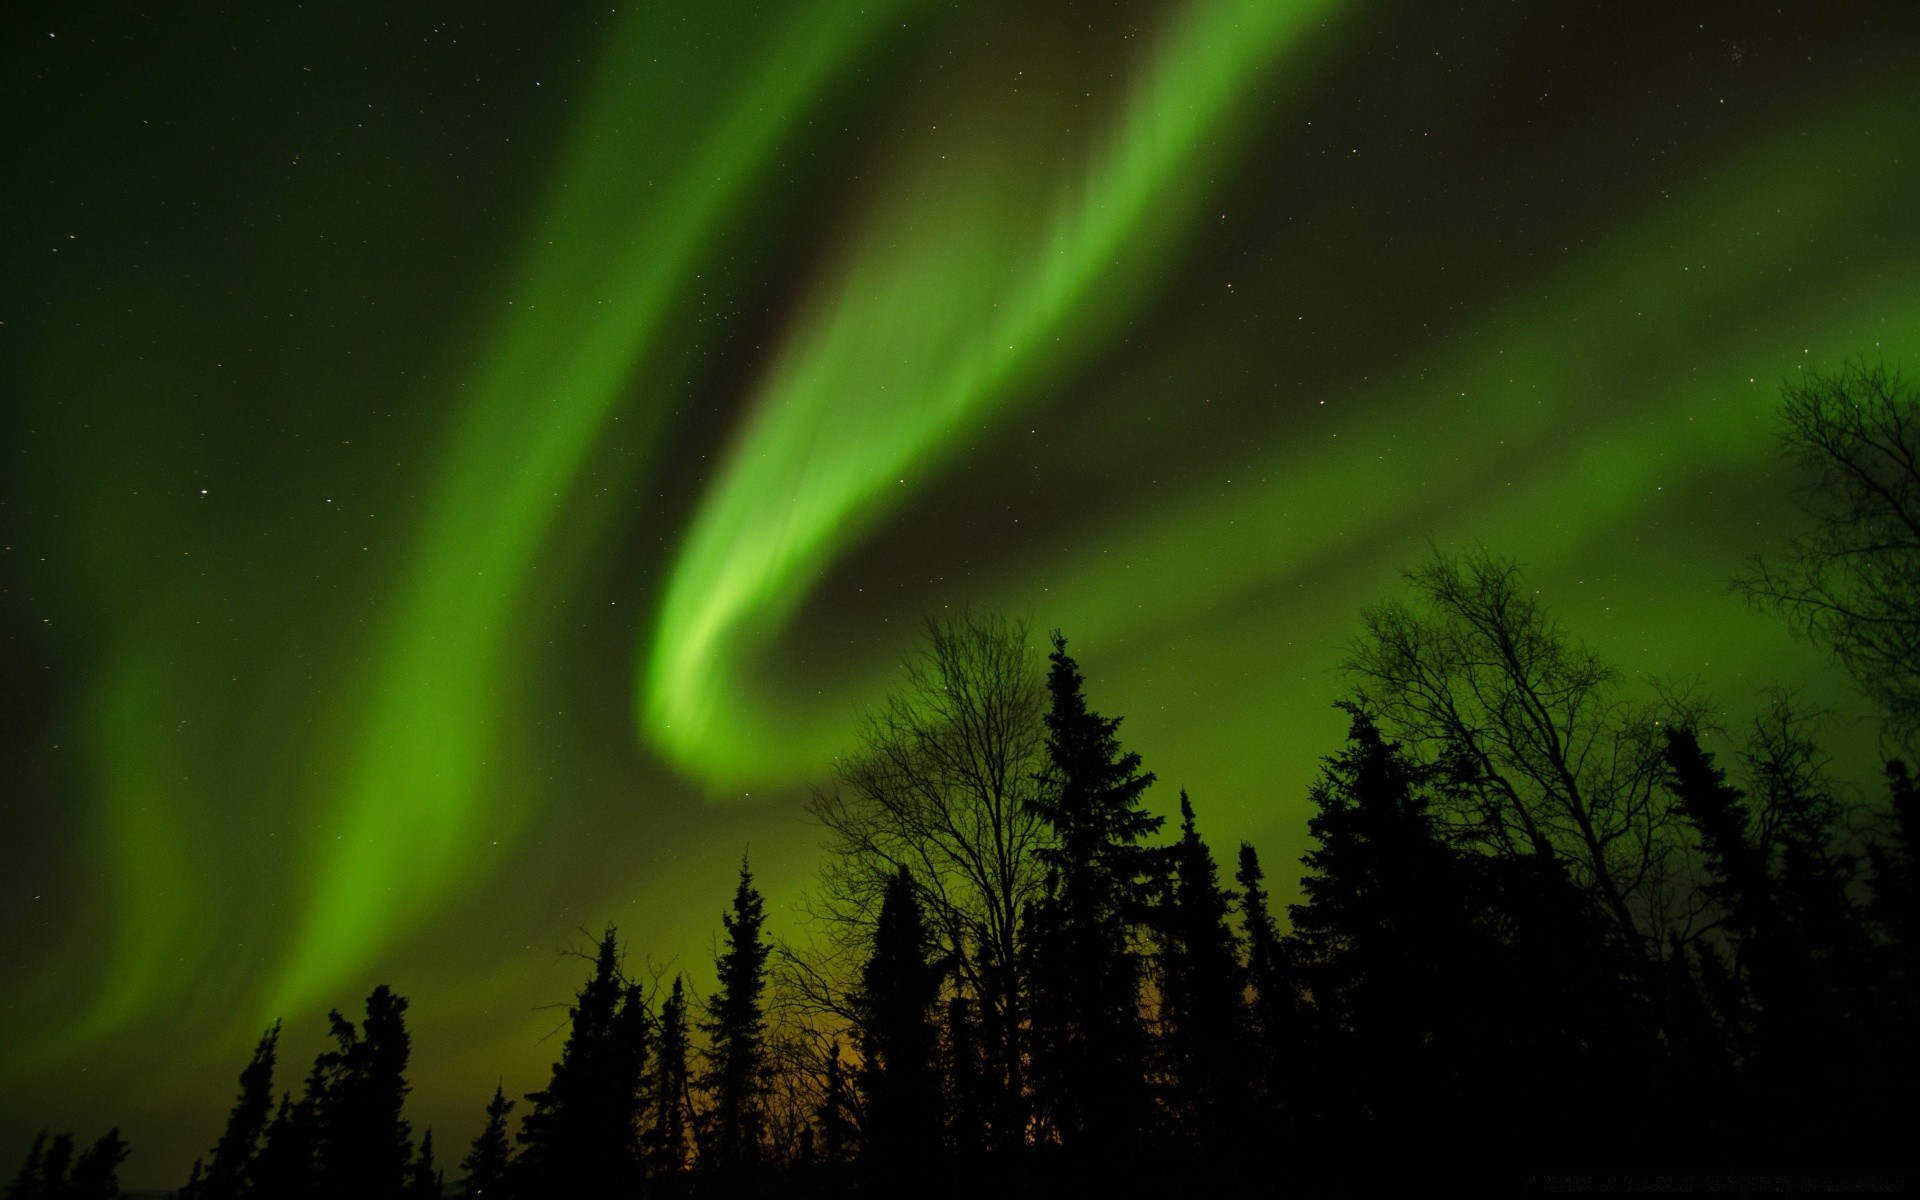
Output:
4,0,1918,1187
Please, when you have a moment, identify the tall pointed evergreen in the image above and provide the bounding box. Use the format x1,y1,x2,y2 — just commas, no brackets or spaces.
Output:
4,1132,54,1200
514,927,648,1197
699,859,771,1172
459,1086,513,1199
1664,716,1874,1156
645,976,691,1183
1024,632,1162,1153
1869,759,1919,1145
1234,843,1297,1119
312,985,415,1200
941,996,986,1159
198,1022,281,1200
1286,705,1486,1143
251,1087,319,1200
854,867,944,1174
405,1131,441,1200
1156,791,1246,1143
65,1130,127,1200
816,1041,850,1169
1873,760,1920,963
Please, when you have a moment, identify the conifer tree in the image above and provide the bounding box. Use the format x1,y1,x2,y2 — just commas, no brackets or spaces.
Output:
514,928,648,1197
817,1041,850,1169
1286,705,1486,1143
198,1022,280,1200
1874,760,1920,959
65,1131,126,1200
406,1131,441,1200
1024,632,1162,1153
700,859,771,1172
645,977,691,1182
854,868,943,1173
459,1086,514,1199
1868,759,1919,1144
941,996,986,1158
1664,714,1874,1155
1234,842,1295,1111
251,1089,319,1200
4,1132,52,1200
312,985,415,1200
1155,791,1245,1143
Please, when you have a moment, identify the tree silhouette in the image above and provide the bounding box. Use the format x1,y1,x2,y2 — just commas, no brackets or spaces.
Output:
251,1086,319,1200
1285,704,1490,1146
190,1022,279,1200
644,976,692,1184
405,1131,441,1200
286,985,415,1200
939,996,986,1159
5,1130,124,1200
700,859,771,1172
1663,708,1874,1158
1024,632,1162,1155
1736,362,1920,745
5,1132,62,1200
1345,547,1683,955
807,611,1051,1150
1232,842,1298,1125
1868,759,1919,1145
815,1040,851,1170
64,1131,126,1200
853,867,943,1175
459,1086,514,1199
514,928,648,1197
1153,791,1245,1146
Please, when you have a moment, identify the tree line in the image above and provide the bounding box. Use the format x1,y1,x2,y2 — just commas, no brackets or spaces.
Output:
9,363,1917,1196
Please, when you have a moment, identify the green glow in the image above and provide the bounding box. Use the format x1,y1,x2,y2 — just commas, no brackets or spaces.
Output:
642,19,1919,788
266,0,918,1015
1023,83,1920,649
7,4,1920,1186
644,0,1341,783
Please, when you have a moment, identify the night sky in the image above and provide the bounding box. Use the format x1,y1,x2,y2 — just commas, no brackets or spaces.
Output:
5,0,1918,1187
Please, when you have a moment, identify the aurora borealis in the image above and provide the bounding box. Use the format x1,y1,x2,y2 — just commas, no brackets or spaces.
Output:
4,0,1919,1186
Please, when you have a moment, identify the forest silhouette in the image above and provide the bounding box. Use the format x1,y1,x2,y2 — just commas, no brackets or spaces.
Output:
9,367,1916,1198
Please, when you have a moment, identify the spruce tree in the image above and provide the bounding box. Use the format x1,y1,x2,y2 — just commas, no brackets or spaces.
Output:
199,1022,280,1200
854,868,943,1174
1286,704,1485,1146
66,1129,128,1200
514,928,648,1197
312,986,415,1200
699,859,771,1172
459,1086,513,1199
251,1089,319,1200
1156,791,1245,1144
645,977,691,1182
406,1130,441,1200
1234,841,1295,1115
4,1132,51,1200
1665,715,1875,1157
1873,760,1920,961
32,1135,72,1199
1024,632,1162,1154
817,1041,849,1169
1869,759,1919,1149
941,996,986,1158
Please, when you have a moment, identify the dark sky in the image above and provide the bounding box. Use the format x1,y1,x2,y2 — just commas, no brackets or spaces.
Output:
4,0,1917,1187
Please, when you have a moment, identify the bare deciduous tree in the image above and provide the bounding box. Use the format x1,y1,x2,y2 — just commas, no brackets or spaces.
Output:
1737,362,1920,748
1344,548,1689,954
804,610,1052,1149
